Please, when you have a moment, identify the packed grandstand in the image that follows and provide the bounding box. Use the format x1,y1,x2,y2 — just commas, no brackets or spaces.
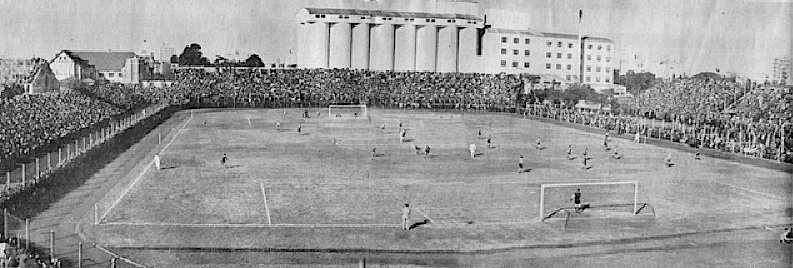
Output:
1,68,792,169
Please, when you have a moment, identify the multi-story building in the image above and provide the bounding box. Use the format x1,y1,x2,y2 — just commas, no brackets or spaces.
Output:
771,57,790,84
50,50,145,84
295,4,616,90
0,58,47,85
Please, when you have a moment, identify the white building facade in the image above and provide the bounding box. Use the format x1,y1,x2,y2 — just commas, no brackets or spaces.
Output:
295,8,484,73
295,5,615,89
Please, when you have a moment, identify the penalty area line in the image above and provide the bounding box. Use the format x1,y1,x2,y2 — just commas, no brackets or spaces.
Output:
709,180,786,201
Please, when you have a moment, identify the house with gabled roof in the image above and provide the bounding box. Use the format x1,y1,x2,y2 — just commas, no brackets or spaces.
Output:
50,50,145,84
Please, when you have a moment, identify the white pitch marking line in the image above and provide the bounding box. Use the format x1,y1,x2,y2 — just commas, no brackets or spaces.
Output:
261,182,272,225
709,180,786,201
99,113,192,222
99,222,399,228
247,117,251,126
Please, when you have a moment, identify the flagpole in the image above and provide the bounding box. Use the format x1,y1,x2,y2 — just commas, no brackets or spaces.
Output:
578,8,583,84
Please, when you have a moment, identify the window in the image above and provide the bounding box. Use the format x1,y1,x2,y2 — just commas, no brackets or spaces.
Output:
500,60,507,67
546,52,552,58
108,73,114,77
586,76,591,82
606,57,611,62
315,15,321,18
513,49,519,55
512,61,518,67
596,55,601,62
586,65,591,72
525,38,530,44
501,48,507,55
566,75,571,80
118,73,123,77
566,64,571,70
568,43,573,48
567,53,572,59
605,67,611,73
514,38,519,44
546,41,552,47
524,62,530,68
524,50,530,56
556,53,562,58
597,45,602,50
606,45,611,51
596,67,601,72
501,37,507,43
557,42,562,47
556,64,561,69
321,15,326,18
596,77,601,82
546,63,551,69
606,78,610,83
587,55,592,60
588,44,593,49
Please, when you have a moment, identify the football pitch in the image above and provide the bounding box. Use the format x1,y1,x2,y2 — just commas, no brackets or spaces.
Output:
91,108,791,250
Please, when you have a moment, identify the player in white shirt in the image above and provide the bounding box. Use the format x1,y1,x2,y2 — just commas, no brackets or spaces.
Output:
154,154,161,170
402,204,411,230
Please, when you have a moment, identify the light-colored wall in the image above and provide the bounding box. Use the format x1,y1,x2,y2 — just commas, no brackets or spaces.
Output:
457,27,479,73
415,25,437,72
351,23,370,69
394,24,417,71
369,23,395,71
436,25,458,72
50,52,78,80
329,22,352,69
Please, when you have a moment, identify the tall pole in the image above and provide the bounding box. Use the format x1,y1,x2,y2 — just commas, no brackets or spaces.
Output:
25,218,29,250
78,242,83,268
2,209,6,240
50,229,55,261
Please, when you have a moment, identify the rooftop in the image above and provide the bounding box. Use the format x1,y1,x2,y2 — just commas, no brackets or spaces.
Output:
302,8,482,21
60,50,137,71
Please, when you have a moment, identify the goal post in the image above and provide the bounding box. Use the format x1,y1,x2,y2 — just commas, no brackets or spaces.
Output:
328,104,368,119
539,181,639,222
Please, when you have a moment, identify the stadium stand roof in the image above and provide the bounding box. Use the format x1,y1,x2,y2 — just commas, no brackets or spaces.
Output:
303,8,482,21
60,50,136,71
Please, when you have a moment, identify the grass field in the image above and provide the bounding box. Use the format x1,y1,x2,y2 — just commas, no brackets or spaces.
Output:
90,108,791,253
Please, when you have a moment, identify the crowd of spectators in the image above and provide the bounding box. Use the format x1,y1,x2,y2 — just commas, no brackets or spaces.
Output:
528,78,792,162
0,92,123,163
171,68,524,110
2,68,791,168
0,236,60,267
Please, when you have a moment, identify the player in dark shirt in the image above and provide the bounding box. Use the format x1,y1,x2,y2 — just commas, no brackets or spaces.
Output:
570,189,582,213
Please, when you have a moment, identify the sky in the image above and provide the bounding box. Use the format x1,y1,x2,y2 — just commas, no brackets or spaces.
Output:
0,0,790,79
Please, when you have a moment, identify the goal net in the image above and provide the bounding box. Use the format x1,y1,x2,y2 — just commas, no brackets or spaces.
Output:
328,104,368,119
539,181,639,222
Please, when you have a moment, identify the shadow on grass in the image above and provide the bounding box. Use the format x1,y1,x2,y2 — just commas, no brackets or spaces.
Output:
409,219,431,230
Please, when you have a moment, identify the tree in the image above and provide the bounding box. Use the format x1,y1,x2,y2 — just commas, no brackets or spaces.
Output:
244,54,265,67
617,70,656,95
177,43,210,66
